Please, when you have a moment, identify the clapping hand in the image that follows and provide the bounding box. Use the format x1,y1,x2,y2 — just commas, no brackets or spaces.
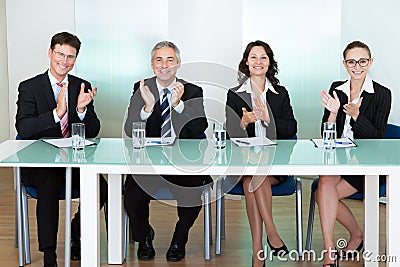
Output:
56,82,68,118
77,83,97,113
241,107,258,128
344,97,363,121
320,90,340,114
171,81,184,107
253,96,270,124
139,79,155,113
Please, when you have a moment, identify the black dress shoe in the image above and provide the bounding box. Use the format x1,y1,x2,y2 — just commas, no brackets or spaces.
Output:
166,243,185,262
71,238,81,261
137,227,155,261
43,247,57,266
267,237,289,256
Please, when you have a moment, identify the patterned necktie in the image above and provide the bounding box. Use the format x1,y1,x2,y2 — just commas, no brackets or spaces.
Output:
56,83,69,138
160,88,171,138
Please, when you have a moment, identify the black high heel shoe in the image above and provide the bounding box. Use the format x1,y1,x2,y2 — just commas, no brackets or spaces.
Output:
323,248,339,267
340,240,363,259
266,237,289,256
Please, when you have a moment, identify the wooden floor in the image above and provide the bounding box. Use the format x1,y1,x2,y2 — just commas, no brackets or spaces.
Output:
0,168,388,266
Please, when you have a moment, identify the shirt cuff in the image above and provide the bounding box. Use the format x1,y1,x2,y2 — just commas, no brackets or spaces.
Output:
140,106,152,120
77,107,87,121
53,109,60,123
261,121,269,127
173,100,184,113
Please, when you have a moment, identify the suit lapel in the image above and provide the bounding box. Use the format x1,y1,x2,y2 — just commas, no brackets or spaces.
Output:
41,72,57,110
359,91,372,114
237,91,252,111
145,77,162,136
68,76,78,120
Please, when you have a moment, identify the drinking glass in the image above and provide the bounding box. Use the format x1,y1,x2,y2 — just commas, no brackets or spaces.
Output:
72,123,85,150
323,122,336,150
132,122,146,149
213,123,226,149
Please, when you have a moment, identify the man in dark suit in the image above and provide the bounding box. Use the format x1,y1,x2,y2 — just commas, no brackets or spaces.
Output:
124,41,210,262
15,32,107,267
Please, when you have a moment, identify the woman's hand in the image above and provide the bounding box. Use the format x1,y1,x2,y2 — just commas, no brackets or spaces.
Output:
241,107,258,129
253,96,270,124
344,97,363,121
320,90,340,114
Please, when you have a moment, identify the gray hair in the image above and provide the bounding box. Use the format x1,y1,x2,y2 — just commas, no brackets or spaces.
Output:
151,41,181,62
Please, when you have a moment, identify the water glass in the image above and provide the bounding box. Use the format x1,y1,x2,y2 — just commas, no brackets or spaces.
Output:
132,122,146,149
132,149,146,164
72,123,85,150
323,122,336,150
215,149,227,164
213,123,226,149
72,149,86,163
323,149,336,164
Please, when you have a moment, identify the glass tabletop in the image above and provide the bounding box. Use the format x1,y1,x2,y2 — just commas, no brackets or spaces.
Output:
2,138,400,167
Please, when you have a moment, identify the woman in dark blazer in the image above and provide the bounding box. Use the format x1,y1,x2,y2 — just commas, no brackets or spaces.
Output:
226,40,297,267
317,41,391,267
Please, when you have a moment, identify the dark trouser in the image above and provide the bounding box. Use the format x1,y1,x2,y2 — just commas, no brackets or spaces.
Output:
21,167,108,251
124,174,208,246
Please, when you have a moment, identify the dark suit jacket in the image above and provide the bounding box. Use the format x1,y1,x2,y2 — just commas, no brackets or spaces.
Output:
321,80,391,138
226,83,297,140
124,76,208,138
16,71,101,178
16,71,100,140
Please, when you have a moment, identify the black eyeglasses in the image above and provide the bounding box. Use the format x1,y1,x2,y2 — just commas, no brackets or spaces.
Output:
344,58,370,68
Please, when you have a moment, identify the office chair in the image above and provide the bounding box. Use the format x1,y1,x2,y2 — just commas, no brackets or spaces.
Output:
215,175,303,256
14,135,107,267
215,135,304,256
305,123,400,250
122,184,213,260
14,167,80,267
123,133,214,260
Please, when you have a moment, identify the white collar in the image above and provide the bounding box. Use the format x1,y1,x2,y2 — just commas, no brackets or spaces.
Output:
236,78,278,95
156,78,177,95
48,70,68,86
335,75,375,95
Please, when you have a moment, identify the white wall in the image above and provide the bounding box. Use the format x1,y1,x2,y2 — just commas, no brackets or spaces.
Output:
6,0,75,139
342,0,400,125
0,0,9,142
169,0,242,137
5,0,400,139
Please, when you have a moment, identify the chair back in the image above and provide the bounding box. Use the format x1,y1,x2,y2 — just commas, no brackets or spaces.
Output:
16,135,80,200
225,134,297,196
312,124,400,199
24,185,80,200
384,124,400,139
224,175,296,196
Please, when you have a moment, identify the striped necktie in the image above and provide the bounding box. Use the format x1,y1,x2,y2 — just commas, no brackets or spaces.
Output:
56,83,69,137
160,88,171,138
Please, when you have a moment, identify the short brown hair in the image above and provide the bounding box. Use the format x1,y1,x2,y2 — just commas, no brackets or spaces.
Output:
50,32,81,56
